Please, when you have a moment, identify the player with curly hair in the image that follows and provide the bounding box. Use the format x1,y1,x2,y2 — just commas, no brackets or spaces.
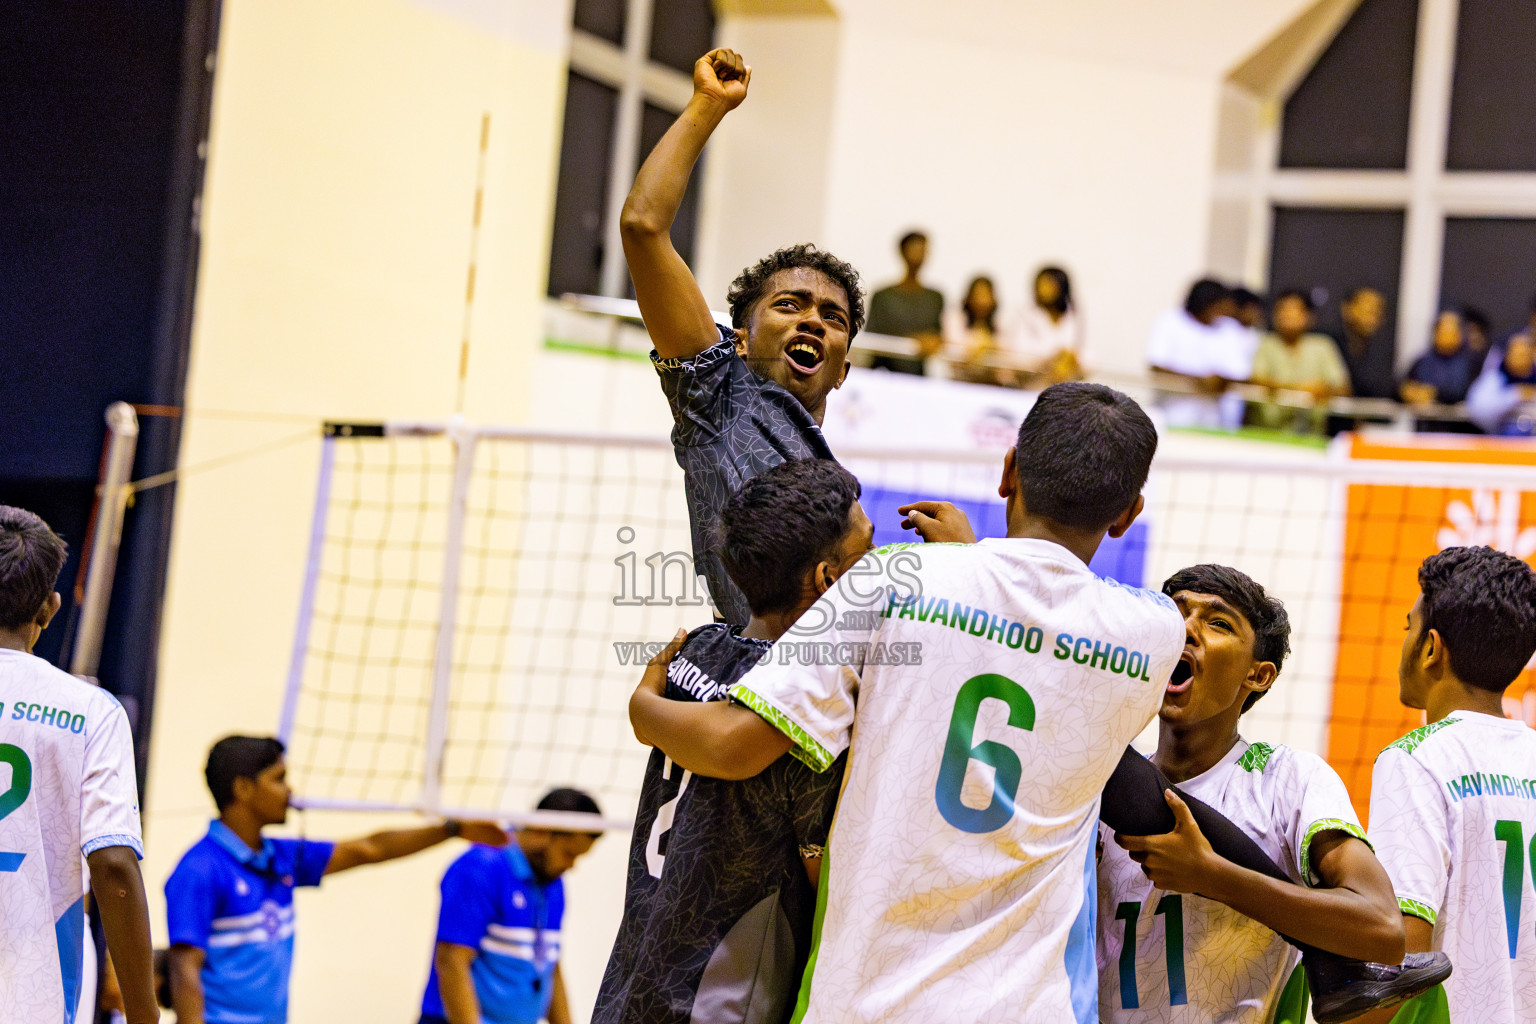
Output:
620,47,865,627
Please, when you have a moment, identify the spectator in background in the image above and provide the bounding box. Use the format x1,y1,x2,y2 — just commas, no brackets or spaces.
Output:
865,230,943,375
1147,278,1255,429
1401,309,1476,407
948,275,1009,385
420,788,603,1024
1493,293,1536,371
1333,286,1398,400
1010,265,1084,384
1231,286,1267,330
1461,305,1493,371
1251,289,1350,432
1467,334,1536,435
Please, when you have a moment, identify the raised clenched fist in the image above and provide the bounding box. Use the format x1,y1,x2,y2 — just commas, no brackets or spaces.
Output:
694,48,751,110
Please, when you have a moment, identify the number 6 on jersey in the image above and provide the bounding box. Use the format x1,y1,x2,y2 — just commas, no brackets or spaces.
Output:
934,674,1035,833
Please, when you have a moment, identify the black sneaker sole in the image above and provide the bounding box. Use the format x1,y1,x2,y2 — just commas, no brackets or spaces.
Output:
1311,955,1453,1024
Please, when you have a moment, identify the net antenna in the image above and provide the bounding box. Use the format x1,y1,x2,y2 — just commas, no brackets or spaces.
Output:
454,112,491,416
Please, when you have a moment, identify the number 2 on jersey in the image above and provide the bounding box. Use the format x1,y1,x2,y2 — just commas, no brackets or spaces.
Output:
934,674,1034,834
645,757,693,878
0,743,32,872
1116,896,1187,1008
1494,818,1536,958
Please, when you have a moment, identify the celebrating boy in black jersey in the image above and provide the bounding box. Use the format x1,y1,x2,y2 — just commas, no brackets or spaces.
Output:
593,460,872,1024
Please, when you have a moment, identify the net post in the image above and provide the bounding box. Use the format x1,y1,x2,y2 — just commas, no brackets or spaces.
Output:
71,402,140,680
422,420,477,815
278,431,337,745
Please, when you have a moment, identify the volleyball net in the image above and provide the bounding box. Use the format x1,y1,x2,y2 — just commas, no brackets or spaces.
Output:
277,420,1536,827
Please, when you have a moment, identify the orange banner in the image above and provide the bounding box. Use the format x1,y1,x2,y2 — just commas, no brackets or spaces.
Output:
1327,435,1536,820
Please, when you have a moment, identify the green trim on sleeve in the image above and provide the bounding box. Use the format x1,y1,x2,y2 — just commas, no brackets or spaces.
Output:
729,683,836,773
1300,818,1371,885
1397,897,1438,925
1384,718,1460,758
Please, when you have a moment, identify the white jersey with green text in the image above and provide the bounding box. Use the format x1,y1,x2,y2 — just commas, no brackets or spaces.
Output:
1369,710,1536,1024
727,539,1185,1024
0,648,143,1024
1096,738,1366,1024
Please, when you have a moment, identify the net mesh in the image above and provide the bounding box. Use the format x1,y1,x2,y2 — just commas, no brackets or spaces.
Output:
281,426,1536,824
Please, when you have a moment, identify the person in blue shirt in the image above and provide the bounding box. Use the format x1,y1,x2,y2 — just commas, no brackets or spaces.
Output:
419,788,603,1024
164,735,506,1024
1401,309,1477,407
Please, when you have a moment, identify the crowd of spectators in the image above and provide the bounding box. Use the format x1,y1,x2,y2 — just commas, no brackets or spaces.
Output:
863,230,1084,386
857,229,1534,437
1141,278,1536,436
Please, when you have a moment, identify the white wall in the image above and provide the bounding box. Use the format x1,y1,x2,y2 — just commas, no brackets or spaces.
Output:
698,0,1316,373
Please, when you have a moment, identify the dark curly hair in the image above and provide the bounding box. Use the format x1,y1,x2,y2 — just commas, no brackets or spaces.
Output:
726,243,865,340
717,459,862,616
1162,563,1292,713
1418,546,1536,693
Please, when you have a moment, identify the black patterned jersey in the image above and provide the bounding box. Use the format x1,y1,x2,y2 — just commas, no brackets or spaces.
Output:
593,623,844,1024
653,327,836,627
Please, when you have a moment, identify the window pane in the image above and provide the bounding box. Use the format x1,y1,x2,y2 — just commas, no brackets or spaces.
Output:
623,102,701,299
648,0,715,75
1279,0,1417,170
1269,205,1406,351
547,73,618,298
573,0,625,46
1440,217,1536,342
1446,0,1536,171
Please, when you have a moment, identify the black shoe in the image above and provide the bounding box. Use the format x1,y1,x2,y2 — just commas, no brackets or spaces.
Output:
1305,951,1452,1024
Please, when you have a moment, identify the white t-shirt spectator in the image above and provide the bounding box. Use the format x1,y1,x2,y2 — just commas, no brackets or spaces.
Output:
1146,310,1256,429
1008,305,1084,363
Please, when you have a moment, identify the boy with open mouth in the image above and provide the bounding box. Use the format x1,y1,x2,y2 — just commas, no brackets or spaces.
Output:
1099,564,1450,1023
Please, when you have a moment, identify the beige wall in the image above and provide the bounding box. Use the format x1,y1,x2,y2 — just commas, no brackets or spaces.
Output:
141,0,590,1021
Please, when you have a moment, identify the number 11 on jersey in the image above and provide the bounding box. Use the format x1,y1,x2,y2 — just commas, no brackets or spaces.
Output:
1116,895,1187,1008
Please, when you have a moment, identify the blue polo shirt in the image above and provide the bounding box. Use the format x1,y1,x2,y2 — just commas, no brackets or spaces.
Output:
164,821,335,1024
421,843,565,1024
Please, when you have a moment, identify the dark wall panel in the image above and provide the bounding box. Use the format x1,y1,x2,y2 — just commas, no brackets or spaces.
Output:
649,0,716,74
628,101,700,294
1280,0,1418,170
0,0,215,792
1440,217,1536,340
0,1,185,479
1447,0,1536,171
573,0,625,46
546,73,619,298
1269,206,1406,347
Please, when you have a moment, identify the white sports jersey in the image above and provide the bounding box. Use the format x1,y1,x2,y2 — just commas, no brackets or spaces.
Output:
728,539,1185,1024
0,648,143,1024
1369,710,1536,1024
1097,738,1365,1024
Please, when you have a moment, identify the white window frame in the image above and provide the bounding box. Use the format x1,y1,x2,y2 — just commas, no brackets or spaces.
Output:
1236,0,1536,365
567,0,695,298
